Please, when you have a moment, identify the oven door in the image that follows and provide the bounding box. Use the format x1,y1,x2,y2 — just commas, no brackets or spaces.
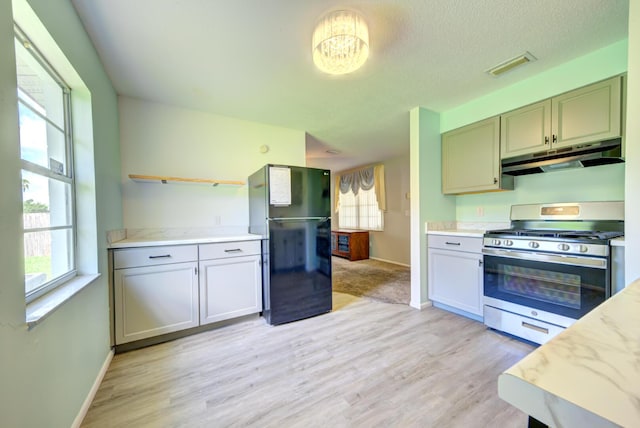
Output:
482,248,608,320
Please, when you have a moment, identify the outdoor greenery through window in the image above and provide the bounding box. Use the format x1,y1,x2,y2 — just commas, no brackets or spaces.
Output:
15,26,76,301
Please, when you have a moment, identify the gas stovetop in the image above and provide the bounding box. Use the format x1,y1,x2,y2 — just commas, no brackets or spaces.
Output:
482,202,624,257
485,229,624,241
483,229,623,257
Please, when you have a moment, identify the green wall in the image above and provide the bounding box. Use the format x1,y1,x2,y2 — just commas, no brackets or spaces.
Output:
440,39,628,223
410,107,455,307
441,40,628,132
0,1,122,427
454,163,625,221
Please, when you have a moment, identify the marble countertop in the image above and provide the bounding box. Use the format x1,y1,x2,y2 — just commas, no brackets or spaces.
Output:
498,278,640,427
426,229,486,238
425,221,510,237
109,233,262,249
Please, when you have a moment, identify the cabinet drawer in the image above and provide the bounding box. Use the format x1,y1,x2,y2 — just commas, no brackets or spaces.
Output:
199,240,261,260
484,305,565,345
427,234,482,253
114,245,198,269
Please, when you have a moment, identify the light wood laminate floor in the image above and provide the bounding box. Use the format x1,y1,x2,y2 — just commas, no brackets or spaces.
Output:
82,293,534,427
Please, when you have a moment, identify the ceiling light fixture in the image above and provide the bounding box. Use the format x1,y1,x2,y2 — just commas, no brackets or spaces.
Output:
486,52,536,77
312,10,369,75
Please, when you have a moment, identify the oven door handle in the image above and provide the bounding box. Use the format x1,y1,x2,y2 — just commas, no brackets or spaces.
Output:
482,248,607,269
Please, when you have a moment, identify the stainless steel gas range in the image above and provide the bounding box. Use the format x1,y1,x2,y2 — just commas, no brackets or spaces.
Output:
482,201,624,345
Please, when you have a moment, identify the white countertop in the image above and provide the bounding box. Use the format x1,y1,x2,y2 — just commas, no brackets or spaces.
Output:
425,221,510,237
109,233,262,249
498,278,640,427
426,229,486,238
610,236,625,247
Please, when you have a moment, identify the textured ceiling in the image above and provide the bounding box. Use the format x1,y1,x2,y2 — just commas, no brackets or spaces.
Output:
71,0,629,172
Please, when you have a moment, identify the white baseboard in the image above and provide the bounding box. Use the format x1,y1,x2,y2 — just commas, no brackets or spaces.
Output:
72,349,114,428
409,300,432,310
421,300,433,310
369,257,410,268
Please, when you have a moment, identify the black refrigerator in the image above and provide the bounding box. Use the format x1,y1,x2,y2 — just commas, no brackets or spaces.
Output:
248,164,332,325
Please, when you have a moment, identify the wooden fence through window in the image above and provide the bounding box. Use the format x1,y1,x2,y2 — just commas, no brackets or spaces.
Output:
23,213,51,257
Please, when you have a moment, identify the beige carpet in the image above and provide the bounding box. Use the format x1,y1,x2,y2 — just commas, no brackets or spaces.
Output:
332,256,410,305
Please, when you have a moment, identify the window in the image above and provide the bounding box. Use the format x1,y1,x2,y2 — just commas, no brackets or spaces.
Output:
336,165,385,231
338,186,383,230
15,26,76,301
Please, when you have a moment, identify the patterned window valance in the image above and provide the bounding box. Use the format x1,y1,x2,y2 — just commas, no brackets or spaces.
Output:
334,164,386,211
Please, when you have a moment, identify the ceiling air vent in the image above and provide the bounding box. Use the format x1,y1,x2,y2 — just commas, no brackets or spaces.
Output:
486,52,536,77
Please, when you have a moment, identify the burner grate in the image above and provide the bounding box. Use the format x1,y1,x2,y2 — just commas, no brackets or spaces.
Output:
556,231,624,240
485,229,623,241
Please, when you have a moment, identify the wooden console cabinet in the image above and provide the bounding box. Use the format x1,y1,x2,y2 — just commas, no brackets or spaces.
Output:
331,230,369,261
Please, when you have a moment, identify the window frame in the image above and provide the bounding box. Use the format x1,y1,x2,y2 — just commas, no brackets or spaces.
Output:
15,24,78,303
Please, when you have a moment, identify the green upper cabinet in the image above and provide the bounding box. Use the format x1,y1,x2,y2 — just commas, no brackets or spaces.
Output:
442,116,514,195
501,76,623,159
501,100,552,159
552,76,622,149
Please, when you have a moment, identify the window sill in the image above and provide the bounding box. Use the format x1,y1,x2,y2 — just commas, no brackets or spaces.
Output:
26,274,101,329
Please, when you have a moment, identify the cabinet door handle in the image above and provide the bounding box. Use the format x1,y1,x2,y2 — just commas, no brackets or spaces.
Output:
149,254,171,259
552,134,557,143
224,248,243,253
522,321,549,335
493,177,498,184
544,136,549,144
478,259,483,267
445,242,461,246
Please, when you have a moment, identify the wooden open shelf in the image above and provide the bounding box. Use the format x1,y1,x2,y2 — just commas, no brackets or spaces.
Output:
128,174,245,186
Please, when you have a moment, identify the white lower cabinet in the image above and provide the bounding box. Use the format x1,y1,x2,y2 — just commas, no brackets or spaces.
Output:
428,234,483,319
198,241,262,325
611,243,625,295
112,240,262,346
199,250,262,325
114,258,199,345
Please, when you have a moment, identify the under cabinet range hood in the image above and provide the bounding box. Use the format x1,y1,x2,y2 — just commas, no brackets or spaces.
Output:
501,139,624,176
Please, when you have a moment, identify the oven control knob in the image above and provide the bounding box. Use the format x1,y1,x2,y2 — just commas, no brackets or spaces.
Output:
492,239,501,246
528,241,540,249
578,245,589,253
504,240,513,247
558,243,570,251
